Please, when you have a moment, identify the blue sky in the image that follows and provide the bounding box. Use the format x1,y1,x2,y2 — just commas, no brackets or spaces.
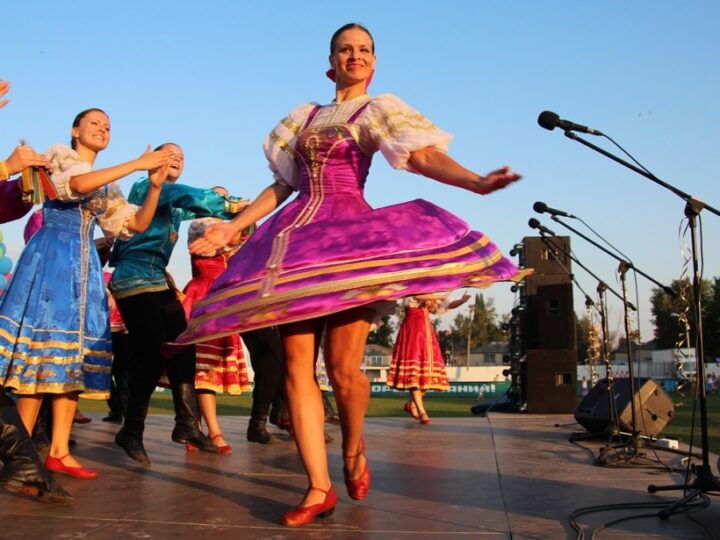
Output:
2,0,719,341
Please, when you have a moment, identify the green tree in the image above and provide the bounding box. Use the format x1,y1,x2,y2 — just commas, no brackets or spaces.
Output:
576,314,591,364
650,277,713,355
367,314,395,348
451,293,501,349
436,328,457,365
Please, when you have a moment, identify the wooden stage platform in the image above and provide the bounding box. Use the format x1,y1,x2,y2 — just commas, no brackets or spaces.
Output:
1,412,718,539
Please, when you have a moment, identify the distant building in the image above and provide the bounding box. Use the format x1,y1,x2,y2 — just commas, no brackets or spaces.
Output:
362,343,393,382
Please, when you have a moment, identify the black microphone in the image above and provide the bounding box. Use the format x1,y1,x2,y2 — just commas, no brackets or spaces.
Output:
533,201,576,219
528,218,557,237
537,111,603,136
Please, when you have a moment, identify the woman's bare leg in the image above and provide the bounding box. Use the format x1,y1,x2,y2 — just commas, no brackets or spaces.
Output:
50,392,84,467
410,388,426,414
197,391,227,446
324,308,374,480
281,319,330,507
15,394,43,434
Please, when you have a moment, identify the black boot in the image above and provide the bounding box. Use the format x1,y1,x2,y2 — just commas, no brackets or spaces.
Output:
170,383,218,453
115,427,150,466
115,391,151,465
247,401,273,444
0,397,73,505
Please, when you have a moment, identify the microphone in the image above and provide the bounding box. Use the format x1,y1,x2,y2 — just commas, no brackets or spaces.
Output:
537,111,603,136
533,201,576,219
528,218,557,237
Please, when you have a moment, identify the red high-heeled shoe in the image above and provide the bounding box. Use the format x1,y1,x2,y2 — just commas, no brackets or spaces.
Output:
45,454,98,479
343,438,370,500
210,434,232,454
281,485,337,527
403,401,420,420
419,412,432,425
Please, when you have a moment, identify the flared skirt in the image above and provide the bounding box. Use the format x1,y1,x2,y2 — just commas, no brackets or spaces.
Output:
183,275,251,394
0,223,112,397
180,198,528,344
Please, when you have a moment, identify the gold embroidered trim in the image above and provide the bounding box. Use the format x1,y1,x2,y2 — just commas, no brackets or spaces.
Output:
269,132,295,161
366,110,439,140
196,235,493,306
190,254,511,328
4,378,111,398
281,116,302,135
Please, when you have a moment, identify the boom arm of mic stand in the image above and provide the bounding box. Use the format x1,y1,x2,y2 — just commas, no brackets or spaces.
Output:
539,234,635,309
563,131,720,218
549,216,676,298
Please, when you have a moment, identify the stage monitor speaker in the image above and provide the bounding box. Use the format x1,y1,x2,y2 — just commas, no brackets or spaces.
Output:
574,378,674,438
526,349,577,414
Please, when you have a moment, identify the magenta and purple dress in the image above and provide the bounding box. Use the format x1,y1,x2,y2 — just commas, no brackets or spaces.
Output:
179,94,525,343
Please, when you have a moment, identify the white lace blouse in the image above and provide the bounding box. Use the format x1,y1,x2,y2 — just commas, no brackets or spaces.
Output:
263,93,453,189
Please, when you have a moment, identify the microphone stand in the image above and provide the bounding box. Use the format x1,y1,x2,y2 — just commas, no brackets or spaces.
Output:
534,230,633,448
545,215,675,298
596,282,623,443
562,131,720,517
540,234,620,440
535,230,636,310
594,261,645,465
547,217,669,465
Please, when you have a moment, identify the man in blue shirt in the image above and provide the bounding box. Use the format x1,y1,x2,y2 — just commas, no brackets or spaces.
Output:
109,143,247,465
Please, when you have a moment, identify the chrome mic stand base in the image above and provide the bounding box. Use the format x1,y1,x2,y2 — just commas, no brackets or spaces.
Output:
648,464,720,520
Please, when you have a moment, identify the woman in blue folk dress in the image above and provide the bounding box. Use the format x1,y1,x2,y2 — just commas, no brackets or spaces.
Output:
0,108,173,479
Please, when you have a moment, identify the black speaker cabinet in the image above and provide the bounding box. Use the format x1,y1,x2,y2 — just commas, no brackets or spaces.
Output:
523,281,576,350
574,378,675,438
522,236,572,275
526,349,578,414
521,236,576,351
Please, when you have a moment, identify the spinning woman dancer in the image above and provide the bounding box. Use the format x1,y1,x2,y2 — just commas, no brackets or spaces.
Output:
181,23,527,526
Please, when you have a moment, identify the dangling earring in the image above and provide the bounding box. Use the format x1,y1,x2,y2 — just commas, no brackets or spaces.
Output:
326,68,336,82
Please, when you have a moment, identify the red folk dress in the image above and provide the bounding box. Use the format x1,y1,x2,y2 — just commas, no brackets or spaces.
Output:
182,222,251,395
387,298,450,392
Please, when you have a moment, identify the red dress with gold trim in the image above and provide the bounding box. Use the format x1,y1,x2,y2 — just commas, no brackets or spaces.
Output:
182,250,251,394
387,300,449,391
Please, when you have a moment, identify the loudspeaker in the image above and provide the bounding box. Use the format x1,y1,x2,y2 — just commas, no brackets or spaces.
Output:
520,236,576,351
523,281,576,350
574,378,675,438
525,349,577,413
522,236,572,275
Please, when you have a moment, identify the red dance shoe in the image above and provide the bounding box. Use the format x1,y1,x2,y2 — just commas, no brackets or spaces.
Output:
343,438,370,500
281,485,337,527
403,401,420,420
419,412,432,425
45,454,98,479
210,434,232,454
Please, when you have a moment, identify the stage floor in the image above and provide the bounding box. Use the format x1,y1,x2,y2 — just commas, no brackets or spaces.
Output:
1,412,718,539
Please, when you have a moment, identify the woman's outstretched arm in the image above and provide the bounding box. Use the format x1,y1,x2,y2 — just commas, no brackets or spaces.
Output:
408,147,521,195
